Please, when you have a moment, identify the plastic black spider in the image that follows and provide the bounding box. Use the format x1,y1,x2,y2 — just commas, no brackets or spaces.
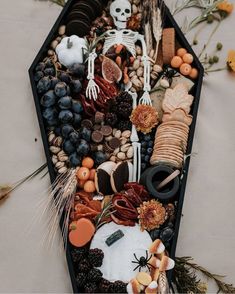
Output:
132,251,155,272
161,65,180,86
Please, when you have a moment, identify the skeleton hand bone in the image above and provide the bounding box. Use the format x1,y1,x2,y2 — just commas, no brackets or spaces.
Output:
139,90,152,106
86,79,100,101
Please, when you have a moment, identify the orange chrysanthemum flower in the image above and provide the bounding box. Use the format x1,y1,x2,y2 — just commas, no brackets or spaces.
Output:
217,0,233,14
130,105,159,134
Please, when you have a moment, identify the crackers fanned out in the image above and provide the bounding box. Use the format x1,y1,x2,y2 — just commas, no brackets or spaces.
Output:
162,109,193,126
162,83,194,115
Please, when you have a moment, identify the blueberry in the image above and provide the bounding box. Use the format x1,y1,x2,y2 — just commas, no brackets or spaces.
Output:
54,127,61,136
69,63,85,78
141,162,147,171
150,229,161,241
61,124,74,138
58,96,72,109
94,151,107,166
37,76,51,94
54,82,68,97
59,72,71,84
45,59,54,68
73,113,82,128
148,140,154,148
34,71,44,82
144,155,150,163
141,141,147,148
144,134,151,141
69,131,80,145
76,139,90,156
40,90,56,107
71,80,82,93
63,140,76,154
80,127,91,142
71,100,83,114
160,227,174,242
46,118,59,127
69,152,82,167
42,107,58,121
59,110,73,124
50,77,60,89
35,62,46,72
146,148,153,155
44,67,55,76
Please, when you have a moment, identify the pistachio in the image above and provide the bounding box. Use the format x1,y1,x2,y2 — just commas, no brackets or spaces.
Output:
131,75,138,83
121,143,131,152
129,71,137,78
112,128,118,136
114,130,121,139
130,87,137,92
113,148,120,156
97,145,103,151
133,59,140,70
56,161,65,169
58,154,69,162
48,49,54,56
132,78,143,89
105,135,113,142
110,155,116,162
117,152,126,160
52,155,58,165
56,36,62,43
122,130,131,138
51,40,58,50
50,146,61,154
58,25,66,36
120,137,128,145
53,136,63,147
132,4,138,14
58,166,68,174
48,132,56,145
133,0,140,4
136,45,142,55
137,67,144,77
139,77,145,86
153,64,163,73
127,146,134,158
151,72,158,80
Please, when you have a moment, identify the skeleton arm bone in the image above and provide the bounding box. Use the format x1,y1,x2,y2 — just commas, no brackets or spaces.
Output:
86,50,100,100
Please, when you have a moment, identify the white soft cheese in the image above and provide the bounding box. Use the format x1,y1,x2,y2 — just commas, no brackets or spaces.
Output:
90,222,152,282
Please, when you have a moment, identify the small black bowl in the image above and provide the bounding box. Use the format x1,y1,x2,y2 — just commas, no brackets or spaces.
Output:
140,165,180,202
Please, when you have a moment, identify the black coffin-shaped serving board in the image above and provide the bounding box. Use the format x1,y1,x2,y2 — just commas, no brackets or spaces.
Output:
29,0,203,292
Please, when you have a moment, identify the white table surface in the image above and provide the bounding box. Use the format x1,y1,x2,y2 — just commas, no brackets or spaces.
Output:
0,0,234,292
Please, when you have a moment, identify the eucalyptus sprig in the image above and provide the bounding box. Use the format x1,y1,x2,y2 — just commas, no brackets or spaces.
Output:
36,0,66,7
172,0,200,16
175,257,235,293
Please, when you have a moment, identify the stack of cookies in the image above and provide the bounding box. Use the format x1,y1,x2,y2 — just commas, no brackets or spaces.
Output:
150,83,194,168
66,0,108,37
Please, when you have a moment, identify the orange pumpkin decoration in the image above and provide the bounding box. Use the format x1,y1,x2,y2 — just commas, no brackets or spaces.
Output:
69,218,95,247
177,48,187,57
84,180,96,193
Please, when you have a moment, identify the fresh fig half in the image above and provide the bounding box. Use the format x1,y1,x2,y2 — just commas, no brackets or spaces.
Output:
101,56,122,83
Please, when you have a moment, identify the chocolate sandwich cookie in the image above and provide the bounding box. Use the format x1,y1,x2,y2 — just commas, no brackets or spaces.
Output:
66,19,91,37
66,10,91,23
71,1,97,21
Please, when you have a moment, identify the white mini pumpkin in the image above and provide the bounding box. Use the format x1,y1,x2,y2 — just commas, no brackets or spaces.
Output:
56,35,86,68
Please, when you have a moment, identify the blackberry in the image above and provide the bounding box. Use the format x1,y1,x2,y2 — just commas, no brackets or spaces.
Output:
118,120,132,131
116,92,133,104
87,268,103,282
76,272,87,288
117,102,132,119
84,282,98,293
71,248,87,264
77,259,91,273
98,278,111,293
88,249,104,267
105,112,118,127
109,280,127,293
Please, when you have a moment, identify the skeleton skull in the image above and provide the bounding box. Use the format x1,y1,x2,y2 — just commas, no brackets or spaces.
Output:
110,0,132,30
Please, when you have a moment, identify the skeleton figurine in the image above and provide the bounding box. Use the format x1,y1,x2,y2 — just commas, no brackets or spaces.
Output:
86,0,152,106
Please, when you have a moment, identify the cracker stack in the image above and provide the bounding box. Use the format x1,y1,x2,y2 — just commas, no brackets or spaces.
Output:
150,83,194,168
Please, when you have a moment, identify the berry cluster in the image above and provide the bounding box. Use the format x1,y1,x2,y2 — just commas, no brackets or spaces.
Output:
139,131,155,172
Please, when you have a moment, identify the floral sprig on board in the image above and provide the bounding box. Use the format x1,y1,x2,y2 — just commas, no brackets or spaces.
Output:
174,257,235,293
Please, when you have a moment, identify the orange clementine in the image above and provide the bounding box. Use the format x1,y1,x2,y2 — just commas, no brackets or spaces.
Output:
89,169,96,180
177,48,187,57
77,179,86,189
171,56,183,68
189,68,198,79
182,53,194,64
180,63,192,76
82,157,94,169
76,167,90,181
84,180,96,193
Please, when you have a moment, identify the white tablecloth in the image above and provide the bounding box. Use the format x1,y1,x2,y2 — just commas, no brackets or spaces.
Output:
0,0,234,292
